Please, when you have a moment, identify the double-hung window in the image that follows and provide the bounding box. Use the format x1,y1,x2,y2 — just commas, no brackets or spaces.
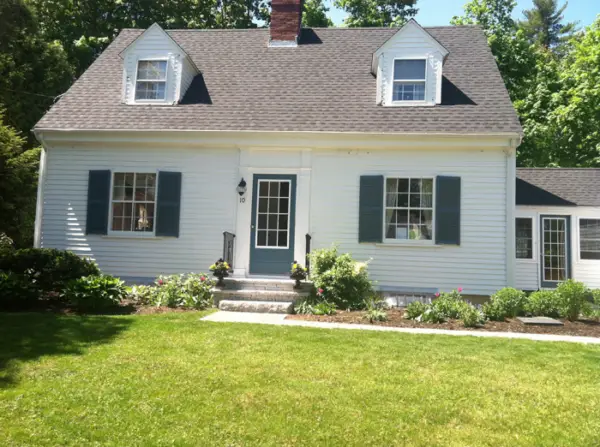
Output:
135,60,167,101
515,218,533,259
393,59,426,102
111,172,157,233
580,219,600,260
385,178,433,241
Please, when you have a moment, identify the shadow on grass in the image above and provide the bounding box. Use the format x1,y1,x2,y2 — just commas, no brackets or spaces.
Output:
0,312,133,388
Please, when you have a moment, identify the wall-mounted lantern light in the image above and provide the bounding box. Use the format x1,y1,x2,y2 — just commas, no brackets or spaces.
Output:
237,178,247,196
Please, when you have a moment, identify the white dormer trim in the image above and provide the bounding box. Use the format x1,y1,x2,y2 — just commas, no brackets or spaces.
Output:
120,23,199,106
372,19,449,107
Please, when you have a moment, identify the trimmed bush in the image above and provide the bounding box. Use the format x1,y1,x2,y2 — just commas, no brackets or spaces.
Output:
309,245,373,310
0,248,99,294
556,279,591,321
525,290,562,318
62,274,127,311
483,288,527,321
0,272,39,310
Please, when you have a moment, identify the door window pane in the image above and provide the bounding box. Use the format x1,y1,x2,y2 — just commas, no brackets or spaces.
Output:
255,180,292,248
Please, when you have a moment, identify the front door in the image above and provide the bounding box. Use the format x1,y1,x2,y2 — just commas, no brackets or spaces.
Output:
540,215,571,288
249,174,296,275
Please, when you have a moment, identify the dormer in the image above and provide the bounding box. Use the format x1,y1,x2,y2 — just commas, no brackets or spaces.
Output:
119,23,199,105
372,20,449,107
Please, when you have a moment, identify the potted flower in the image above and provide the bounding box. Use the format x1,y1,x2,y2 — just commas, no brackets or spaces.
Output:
210,258,230,286
290,261,308,289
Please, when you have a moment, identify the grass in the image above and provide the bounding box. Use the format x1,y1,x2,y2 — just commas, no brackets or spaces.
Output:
1,312,600,446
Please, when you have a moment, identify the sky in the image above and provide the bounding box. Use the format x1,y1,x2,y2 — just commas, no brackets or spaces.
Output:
326,0,599,28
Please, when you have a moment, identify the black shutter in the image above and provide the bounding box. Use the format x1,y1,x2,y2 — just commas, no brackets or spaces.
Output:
359,175,384,243
435,176,461,245
156,171,182,237
86,170,111,235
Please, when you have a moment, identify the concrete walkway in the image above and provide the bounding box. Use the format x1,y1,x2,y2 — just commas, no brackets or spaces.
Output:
201,311,600,345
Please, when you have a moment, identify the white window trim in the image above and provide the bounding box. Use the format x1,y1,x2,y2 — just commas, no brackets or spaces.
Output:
515,217,534,260
577,216,600,262
382,175,436,246
133,58,169,104
254,179,292,250
390,57,428,106
107,169,160,238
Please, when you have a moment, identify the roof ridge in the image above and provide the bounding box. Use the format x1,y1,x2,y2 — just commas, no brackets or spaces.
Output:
117,25,478,33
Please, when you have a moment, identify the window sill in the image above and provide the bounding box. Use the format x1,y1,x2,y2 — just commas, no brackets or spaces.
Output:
376,240,439,247
386,101,433,107
102,233,165,240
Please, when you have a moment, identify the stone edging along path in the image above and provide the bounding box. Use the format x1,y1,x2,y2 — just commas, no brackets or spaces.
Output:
201,311,600,345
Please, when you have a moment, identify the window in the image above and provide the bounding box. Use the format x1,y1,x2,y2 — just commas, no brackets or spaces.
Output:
135,60,167,101
580,219,600,260
393,59,426,102
516,218,533,259
255,180,291,248
385,178,433,241
111,173,157,232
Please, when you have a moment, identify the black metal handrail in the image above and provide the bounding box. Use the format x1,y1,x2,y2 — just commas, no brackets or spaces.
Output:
305,233,311,274
223,231,235,272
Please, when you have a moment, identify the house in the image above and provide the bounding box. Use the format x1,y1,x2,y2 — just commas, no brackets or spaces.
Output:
32,1,597,300
515,168,600,290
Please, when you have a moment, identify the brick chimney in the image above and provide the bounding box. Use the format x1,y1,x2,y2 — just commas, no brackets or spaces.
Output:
270,0,304,46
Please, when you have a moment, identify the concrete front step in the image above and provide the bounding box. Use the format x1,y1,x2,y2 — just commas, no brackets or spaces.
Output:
218,300,294,314
213,289,309,304
221,277,312,292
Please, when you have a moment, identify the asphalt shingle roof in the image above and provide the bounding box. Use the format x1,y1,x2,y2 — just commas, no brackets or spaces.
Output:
35,26,522,134
516,168,600,207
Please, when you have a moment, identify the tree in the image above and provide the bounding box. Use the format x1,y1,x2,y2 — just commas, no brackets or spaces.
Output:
0,109,40,247
335,0,418,27
545,17,600,166
25,0,268,76
303,0,333,27
0,0,73,140
518,0,577,49
451,0,536,101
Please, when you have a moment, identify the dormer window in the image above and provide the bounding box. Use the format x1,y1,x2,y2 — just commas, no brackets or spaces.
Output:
393,59,426,102
135,60,168,101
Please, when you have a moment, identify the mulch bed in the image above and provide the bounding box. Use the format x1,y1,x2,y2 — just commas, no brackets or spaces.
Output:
287,309,600,337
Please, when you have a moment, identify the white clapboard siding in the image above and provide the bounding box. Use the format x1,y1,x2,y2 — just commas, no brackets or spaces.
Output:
309,149,508,296
40,145,238,279
515,206,600,289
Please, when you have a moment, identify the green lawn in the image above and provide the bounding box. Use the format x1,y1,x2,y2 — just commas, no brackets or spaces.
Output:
1,312,600,446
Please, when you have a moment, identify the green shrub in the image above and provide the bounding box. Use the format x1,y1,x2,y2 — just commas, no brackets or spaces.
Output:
62,274,127,311
312,301,337,316
309,245,373,310
294,299,336,316
461,305,485,328
0,233,14,257
365,308,388,322
152,273,215,309
419,306,446,324
0,248,99,294
525,290,562,318
404,301,427,320
128,285,156,306
483,288,527,321
431,290,469,319
556,279,591,321
0,272,39,310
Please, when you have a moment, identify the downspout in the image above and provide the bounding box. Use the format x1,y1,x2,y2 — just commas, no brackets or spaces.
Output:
32,130,49,248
